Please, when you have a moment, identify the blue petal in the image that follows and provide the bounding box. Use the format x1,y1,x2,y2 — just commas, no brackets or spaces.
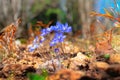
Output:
40,37,45,43
41,29,47,36
54,48,59,53
65,27,72,32
29,47,35,52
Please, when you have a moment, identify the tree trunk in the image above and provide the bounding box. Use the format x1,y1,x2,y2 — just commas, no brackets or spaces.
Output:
78,0,94,38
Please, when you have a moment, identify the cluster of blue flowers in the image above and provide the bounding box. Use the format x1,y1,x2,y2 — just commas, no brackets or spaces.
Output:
29,21,72,52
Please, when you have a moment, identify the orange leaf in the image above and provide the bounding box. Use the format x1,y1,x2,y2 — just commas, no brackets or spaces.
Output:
90,11,115,20
104,9,112,17
95,40,115,54
36,21,53,28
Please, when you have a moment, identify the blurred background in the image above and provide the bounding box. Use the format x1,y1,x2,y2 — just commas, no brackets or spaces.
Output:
0,0,119,38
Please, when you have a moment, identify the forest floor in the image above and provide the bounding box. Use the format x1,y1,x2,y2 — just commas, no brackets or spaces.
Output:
0,33,120,80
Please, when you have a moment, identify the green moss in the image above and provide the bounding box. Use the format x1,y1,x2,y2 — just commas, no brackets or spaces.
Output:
104,54,110,59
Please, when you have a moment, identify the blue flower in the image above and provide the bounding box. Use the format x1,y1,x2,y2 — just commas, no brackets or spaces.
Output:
54,22,72,33
29,43,39,52
63,23,72,33
29,36,40,52
54,48,59,53
41,29,47,36
50,33,66,46
33,36,39,43
50,39,58,46
40,36,45,43
55,33,66,42
48,22,70,33
41,27,52,36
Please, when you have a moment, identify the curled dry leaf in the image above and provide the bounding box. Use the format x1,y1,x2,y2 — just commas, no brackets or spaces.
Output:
69,52,90,70
2,64,35,77
95,40,115,54
93,61,109,70
95,28,115,54
61,41,81,54
48,69,85,80
109,53,120,63
0,19,21,54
